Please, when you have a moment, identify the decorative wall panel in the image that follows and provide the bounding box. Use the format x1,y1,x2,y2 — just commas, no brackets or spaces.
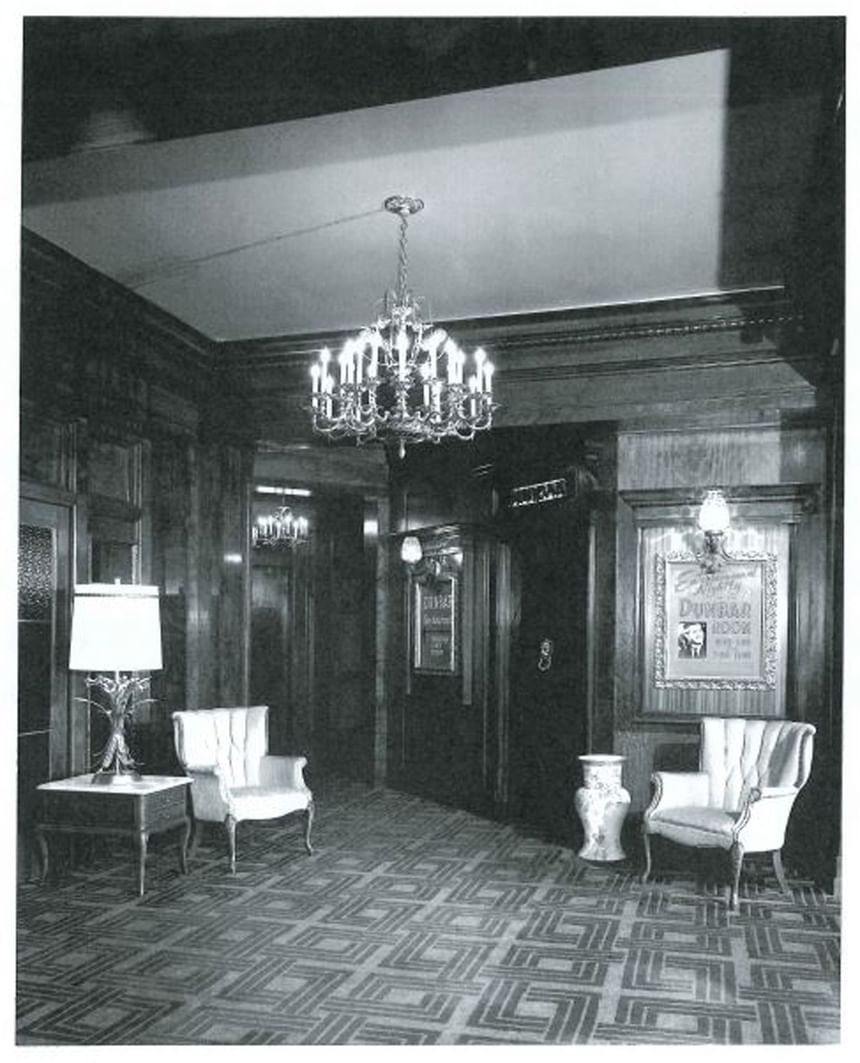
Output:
638,521,788,717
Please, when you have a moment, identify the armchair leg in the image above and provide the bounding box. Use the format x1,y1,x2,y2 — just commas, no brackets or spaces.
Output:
641,828,652,884
225,814,237,873
729,841,744,910
303,799,314,856
772,849,791,896
188,819,201,861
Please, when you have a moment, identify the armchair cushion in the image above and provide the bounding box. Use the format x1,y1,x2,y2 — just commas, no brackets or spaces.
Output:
649,805,738,847
228,786,311,822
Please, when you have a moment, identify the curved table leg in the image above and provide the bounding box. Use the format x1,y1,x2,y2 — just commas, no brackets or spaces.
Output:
729,841,744,911
138,830,149,897
35,826,49,885
179,817,191,875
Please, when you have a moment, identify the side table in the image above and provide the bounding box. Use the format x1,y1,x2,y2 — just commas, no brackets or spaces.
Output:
36,774,192,896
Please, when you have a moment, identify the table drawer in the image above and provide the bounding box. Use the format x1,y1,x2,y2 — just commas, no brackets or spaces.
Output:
41,790,135,828
139,785,189,829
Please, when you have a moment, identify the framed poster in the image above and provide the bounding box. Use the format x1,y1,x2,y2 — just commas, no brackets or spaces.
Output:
654,551,778,690
413,576,458,674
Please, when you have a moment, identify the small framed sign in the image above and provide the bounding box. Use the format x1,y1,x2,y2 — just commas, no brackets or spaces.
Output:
654,551,778,690
413,575,458,674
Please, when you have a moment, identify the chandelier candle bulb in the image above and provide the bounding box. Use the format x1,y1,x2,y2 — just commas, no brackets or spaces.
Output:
310,364,320,392
420,363,431,406
475,348,486,389
368,334,380,378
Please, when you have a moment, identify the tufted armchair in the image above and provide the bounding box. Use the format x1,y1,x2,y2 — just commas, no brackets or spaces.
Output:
172,705,314,872
642,717,815,909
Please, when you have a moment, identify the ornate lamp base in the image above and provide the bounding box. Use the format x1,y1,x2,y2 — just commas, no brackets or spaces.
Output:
91,767,143,785
80,673,152,784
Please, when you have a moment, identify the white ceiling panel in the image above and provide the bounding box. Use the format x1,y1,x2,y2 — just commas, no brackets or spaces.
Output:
23,48,805,343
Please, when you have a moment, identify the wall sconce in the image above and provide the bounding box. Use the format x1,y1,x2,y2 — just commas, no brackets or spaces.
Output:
400,534,460,582
697,489,731,573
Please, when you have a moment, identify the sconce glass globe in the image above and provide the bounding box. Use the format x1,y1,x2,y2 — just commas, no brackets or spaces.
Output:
698,490,731,534
400,535,423,565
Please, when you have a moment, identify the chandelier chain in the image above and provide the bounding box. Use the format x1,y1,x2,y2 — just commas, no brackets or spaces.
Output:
397,210,409,303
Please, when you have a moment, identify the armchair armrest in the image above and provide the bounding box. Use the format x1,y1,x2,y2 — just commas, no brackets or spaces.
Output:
750,785,798,801
183,766,231,823
260,754,310,791
734,785,799,850
645,771,710,819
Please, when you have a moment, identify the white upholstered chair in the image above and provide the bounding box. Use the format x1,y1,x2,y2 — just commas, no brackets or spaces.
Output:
642,717,815,909
172,705,314,872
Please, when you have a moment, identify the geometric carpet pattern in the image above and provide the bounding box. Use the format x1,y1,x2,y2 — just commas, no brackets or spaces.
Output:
17,781,841,1045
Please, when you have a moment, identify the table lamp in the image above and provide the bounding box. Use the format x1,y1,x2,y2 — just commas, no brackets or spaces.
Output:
69,583,163,784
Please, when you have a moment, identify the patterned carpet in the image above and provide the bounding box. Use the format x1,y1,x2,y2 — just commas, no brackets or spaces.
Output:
16,780,840,1045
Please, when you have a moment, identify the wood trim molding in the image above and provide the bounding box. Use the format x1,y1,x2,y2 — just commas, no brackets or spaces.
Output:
619,483,821,520
216,287,802,372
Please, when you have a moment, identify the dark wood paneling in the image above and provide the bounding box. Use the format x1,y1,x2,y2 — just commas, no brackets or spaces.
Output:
613,423,833,882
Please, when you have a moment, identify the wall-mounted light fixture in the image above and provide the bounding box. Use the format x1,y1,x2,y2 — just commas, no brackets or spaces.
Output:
697,489,731,573
400,533,461,582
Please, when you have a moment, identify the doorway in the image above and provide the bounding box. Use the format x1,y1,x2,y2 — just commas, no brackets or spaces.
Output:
18,495,73,879
506,502,590,845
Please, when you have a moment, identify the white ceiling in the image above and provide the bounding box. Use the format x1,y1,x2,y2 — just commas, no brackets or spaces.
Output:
21,48,815,343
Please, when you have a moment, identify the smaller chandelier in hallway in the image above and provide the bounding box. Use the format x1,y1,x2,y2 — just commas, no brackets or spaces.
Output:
252,506,309,550
308,195,497,458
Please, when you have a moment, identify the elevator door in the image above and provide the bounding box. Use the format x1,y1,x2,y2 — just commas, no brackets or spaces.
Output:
507,505,589,845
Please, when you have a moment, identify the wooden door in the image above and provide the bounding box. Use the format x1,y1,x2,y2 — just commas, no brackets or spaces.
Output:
506,504,590,845
18,495,73,878
250,556,295,753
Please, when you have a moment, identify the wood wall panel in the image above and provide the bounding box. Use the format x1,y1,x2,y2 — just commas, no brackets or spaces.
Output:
618,426,826,491
370,495,391,787
613,420,832,883
616,727,700,811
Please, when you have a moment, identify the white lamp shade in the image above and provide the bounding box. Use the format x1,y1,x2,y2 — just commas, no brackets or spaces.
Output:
69,584,162,672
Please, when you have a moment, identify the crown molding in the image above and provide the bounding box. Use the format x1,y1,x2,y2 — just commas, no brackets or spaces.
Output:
216,287,802,380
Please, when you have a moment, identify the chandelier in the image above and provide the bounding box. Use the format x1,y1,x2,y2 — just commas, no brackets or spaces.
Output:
252,506,309,550
309,195,497,458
